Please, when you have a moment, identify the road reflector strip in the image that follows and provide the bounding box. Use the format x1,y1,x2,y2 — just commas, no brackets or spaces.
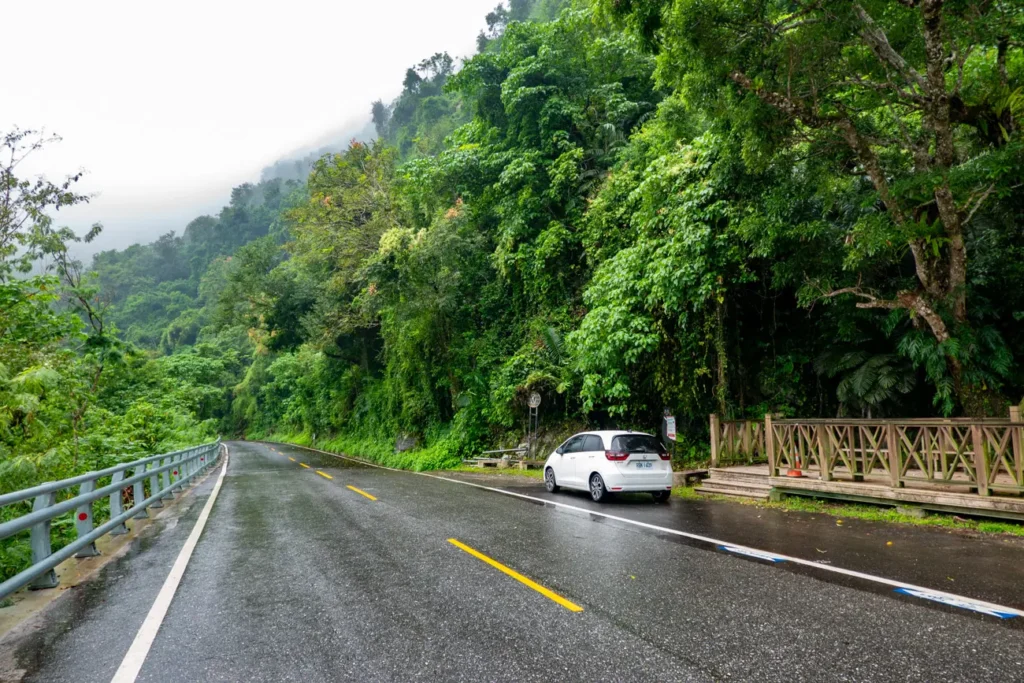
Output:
894,588,1018,619
447,538,583,613
316,470,333,480
299,463,310,469
288,457,296,462
346,485,376,501
719,545,786,563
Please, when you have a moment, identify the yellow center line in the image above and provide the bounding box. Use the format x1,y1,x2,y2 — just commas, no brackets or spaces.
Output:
346,485,377,501
447,538,583,612
288,457,296,462
316,470,333,480
299,463,310,469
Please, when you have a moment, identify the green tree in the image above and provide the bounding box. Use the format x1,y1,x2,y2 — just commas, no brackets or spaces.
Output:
601,0,1024,414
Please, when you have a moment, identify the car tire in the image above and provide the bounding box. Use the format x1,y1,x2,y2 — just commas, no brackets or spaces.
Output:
589,473,609,503
652,490,671,503
545,467,560,493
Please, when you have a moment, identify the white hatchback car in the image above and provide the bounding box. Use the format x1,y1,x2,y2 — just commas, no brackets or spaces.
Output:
543,430,673,503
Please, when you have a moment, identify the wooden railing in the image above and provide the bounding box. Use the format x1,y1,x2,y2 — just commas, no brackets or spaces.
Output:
763,408,1024,496
709,415,766,467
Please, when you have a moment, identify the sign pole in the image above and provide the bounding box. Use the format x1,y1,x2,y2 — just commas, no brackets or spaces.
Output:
528,392,542,460
663,408,677,461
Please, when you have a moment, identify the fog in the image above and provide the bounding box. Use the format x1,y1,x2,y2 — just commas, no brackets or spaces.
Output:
3,0,498,259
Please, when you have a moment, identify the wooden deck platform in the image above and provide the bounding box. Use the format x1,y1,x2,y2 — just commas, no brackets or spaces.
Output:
697,464,1024,521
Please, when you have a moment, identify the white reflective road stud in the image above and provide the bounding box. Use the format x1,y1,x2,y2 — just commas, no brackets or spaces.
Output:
719,545,786,563
895,588,1018,619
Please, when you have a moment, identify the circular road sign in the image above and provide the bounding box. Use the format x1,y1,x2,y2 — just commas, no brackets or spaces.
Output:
528,392,542,408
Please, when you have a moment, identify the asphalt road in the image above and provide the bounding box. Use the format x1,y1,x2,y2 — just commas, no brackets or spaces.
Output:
7,441,1024,682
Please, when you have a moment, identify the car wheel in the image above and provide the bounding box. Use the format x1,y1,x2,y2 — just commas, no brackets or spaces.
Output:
589,473,608,503
545,467,560,493
652,490,671,503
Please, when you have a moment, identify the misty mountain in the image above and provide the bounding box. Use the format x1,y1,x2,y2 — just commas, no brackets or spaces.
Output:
260,119,376,182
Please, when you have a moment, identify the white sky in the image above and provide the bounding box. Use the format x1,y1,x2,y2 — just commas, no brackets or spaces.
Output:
3,0,497,257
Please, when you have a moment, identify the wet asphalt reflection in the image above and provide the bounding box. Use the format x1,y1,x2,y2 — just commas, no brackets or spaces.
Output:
7,440,1024,682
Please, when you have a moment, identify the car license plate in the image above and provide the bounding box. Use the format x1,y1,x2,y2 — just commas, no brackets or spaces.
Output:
635,461,653,469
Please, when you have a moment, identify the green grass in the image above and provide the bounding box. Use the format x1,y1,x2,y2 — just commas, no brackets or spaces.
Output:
444,464,545,479
671,485,702,500
261,431,462,471
670,483,1024,537
762,496,1024,536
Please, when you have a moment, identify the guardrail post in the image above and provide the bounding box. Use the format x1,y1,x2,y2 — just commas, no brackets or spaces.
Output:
131,465,148,519
109,471,129,535
29,493,59,589
74,479,101,558
172,454,183,491
161,458,173,499
149,462,163,508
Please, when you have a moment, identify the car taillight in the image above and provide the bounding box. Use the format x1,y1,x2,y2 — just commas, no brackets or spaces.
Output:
658,451,671,461
605,450,629,461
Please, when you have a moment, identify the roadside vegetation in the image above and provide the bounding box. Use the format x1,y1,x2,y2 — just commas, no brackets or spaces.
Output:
5,1,1024,488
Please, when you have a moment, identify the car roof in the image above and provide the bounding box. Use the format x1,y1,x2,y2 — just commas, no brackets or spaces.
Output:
575,430,655,438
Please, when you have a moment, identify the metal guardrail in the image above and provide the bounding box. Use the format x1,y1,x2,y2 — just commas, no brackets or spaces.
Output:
0,439,222,601
478,447,528,456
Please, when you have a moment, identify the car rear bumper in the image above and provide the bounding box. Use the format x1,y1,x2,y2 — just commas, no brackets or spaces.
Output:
603,471,673,492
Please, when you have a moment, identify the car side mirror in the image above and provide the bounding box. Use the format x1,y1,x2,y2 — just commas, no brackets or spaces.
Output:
555,447,564,455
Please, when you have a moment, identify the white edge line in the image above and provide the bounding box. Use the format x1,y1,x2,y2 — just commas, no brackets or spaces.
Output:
275,442,1024,619
110,445,231,683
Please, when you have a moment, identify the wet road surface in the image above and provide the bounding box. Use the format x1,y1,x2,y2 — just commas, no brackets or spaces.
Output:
447,470,1024,611
8,441,1024,682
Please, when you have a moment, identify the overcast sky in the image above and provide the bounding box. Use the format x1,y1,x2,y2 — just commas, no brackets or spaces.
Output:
4,0,497,257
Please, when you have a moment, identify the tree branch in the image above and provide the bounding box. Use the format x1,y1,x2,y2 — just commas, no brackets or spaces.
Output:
729,71,839,128
824,286,902,310
853,4,927,94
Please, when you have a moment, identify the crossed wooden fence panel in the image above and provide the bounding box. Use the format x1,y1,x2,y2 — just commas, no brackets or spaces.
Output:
761,413,1024,498
709,416,767,467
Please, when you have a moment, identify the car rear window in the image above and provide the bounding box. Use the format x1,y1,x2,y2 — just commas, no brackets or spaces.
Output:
611,434,664,453
582,435,603,451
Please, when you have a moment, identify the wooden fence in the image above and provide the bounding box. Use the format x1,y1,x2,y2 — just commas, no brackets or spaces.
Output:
709,415,766,467
763,408,1024,496
711,409,1024,497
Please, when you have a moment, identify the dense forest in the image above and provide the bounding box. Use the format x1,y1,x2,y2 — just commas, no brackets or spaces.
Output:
4,0,1024,493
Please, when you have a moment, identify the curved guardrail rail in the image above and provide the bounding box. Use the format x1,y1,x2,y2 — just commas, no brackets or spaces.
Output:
0,439,222,601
